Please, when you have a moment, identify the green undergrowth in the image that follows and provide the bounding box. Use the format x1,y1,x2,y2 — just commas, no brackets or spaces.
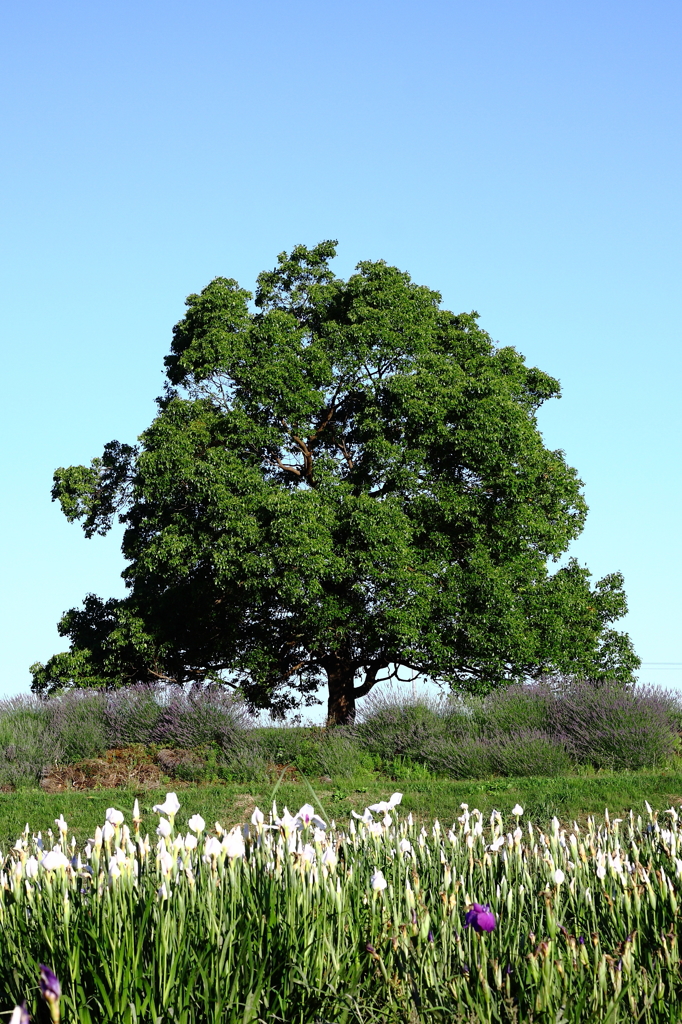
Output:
3,767,682,850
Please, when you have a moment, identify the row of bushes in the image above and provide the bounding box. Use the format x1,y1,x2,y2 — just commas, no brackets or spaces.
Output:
355,678,682,778
0,678,679,788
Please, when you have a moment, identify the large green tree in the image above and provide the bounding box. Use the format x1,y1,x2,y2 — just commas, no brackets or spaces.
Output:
33,241,639,722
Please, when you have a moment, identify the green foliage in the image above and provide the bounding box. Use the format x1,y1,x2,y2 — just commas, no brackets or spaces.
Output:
422,736,496,780
0,701,61,788
492,730,573,778
252,725,375,778
36,241,639,720
469,683,554,736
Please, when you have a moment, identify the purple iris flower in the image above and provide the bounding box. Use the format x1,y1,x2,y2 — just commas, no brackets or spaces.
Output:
464,903,496,933
39,966,61,1022
39,966,61,1003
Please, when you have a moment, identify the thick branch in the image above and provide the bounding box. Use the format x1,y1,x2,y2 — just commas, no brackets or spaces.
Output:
352,660,386,700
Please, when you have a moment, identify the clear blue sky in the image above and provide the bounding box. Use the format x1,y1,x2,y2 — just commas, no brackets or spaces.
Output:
1,0,680,705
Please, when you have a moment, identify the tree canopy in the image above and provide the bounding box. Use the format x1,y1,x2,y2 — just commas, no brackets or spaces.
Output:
32,241,639,722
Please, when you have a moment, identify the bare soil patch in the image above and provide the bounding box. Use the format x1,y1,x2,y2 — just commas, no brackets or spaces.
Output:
41,747,167,792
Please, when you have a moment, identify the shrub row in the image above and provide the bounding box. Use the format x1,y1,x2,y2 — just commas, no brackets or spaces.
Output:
353,679,681,777
0,678,679,788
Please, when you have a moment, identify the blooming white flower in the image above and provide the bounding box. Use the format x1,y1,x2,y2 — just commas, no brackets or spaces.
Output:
295,804,327,829
105,807,125,827
101,821,115,842
371,869,388,891
184,833,198,850
553,869,565,885
41,849,69,871
55,814,68,834
156,818,172,838
351,808,374,823
511,804,524,817
368,793,402,814
187,813,205,833
203,836,222,858
322,847,337,870
301,843,316,864
251,806,265,827
159,849,174,875
25,856,39,878
153,792,181,817
277,808,299,834
157,882,170,901
399,838,413,855
222,828,246,859
296,803,316,824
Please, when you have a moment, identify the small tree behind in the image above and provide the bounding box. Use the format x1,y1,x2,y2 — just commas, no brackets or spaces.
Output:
33,241,639,722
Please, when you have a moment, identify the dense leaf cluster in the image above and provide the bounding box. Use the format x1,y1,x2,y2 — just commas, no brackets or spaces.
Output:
33,242,639,720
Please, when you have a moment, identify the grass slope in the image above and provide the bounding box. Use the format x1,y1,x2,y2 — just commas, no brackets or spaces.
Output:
3,767,682,848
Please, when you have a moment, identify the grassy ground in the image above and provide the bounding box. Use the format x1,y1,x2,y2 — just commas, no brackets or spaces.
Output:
3,765,682,849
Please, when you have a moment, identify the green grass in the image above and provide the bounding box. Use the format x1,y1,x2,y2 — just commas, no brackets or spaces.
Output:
4,765,682,848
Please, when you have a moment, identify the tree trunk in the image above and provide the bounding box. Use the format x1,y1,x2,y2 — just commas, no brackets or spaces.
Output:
324,655,357,726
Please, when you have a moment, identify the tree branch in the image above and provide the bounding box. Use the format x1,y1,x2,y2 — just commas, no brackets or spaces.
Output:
353,660,386,699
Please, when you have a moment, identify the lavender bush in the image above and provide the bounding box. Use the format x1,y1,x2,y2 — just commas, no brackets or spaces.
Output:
0,697,62,787
549,679,680,771
470,681,554,737
102,685,164,746
490,728,572,778
421,734,495,780
0,684,260,780
2,675,680,788
92,682,254,750
254,725,374,778
352,686,468,765
146,685,253,749
45,691,108,762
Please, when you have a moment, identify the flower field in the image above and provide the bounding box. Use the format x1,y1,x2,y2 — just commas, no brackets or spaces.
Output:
3,792,682,1023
